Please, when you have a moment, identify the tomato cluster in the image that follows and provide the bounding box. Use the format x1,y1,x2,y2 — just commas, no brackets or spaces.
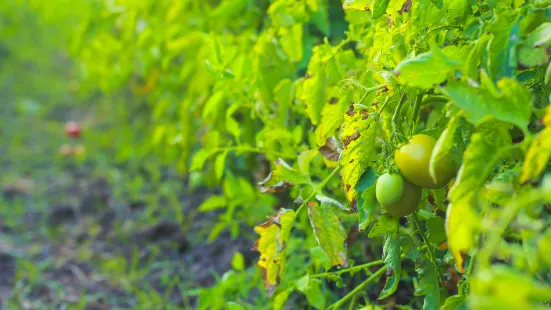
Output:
376,134,456,217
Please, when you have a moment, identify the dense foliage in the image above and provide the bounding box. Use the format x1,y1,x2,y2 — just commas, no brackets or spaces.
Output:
16,0,551,308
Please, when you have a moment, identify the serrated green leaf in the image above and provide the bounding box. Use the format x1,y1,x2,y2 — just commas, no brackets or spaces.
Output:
308,202,349,267
368,215,398,238
340,106,379,209
430,116,460,184
379,230,401,300
252,209,296,297
415,259,440,310
394,49,460,89
440,78,532,130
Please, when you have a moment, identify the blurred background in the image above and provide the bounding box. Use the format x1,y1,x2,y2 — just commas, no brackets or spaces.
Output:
0,0,356,309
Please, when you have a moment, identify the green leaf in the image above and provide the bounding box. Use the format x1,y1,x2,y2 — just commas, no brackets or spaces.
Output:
447,125,511,271
430,0,443,9
430,116,460,184
538,228,551,268
226,302,245,310
379,230,401,300
359,187,377,231
298,150,319,177
426,216,446,244
520,128,551,184
214,150,228,181
394,48,460,89
198,195,227,211
299,44,330,125
440,78,532,130
273,288,293,310
414,259,440,310
372,0,390,19
340,105,379,209
259,158,312,193
252,209,296,297
296,276,326,309
368,215,398,238
307,202,349,267
279,24,303,62
231,252,245,271
190,148,220,171
441,295,466,310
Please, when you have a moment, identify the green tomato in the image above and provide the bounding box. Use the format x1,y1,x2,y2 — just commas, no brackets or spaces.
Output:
376,173,404,207
395,134,456,189
378,178,422,217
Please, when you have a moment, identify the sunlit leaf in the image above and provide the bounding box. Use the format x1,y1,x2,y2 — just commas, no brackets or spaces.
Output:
252,209,296,297
340,105,379,209
395,48,460,89
440,78,532,130
307,202,349,267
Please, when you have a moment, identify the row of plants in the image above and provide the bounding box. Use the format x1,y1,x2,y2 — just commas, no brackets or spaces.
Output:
30,0,551,308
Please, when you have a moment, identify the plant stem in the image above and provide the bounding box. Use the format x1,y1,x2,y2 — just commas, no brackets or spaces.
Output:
310,259,384,279
295,166,341,216
428,25,463,34
421,95,448,107
410,212,445,285
328,266,387,309
345,79,387,94
410,92,424,136
392,93,407,137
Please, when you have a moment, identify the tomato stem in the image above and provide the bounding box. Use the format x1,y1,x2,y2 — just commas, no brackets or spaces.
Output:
295,166,341,216
410,91,424,136
310,259,384,279
328,265,387,309
410,211,446,285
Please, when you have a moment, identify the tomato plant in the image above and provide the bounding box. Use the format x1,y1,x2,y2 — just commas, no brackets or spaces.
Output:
55,0,551,309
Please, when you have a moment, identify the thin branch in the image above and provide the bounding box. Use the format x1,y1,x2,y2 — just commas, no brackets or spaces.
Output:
328,266,387,309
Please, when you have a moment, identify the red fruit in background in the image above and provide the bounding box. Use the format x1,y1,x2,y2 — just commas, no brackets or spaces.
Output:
65,121,81,138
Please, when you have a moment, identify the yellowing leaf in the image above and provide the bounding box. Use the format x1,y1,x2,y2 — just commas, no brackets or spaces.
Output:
252,209,296,297
340,106,379,209
520,128,551,183
279,24,303,62
307,202,349,267
447,125,511,272
343,0,370,11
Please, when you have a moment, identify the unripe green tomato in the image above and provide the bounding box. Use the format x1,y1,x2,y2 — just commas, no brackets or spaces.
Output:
378,178,422,217
395,134,456,189
376,173,404,206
